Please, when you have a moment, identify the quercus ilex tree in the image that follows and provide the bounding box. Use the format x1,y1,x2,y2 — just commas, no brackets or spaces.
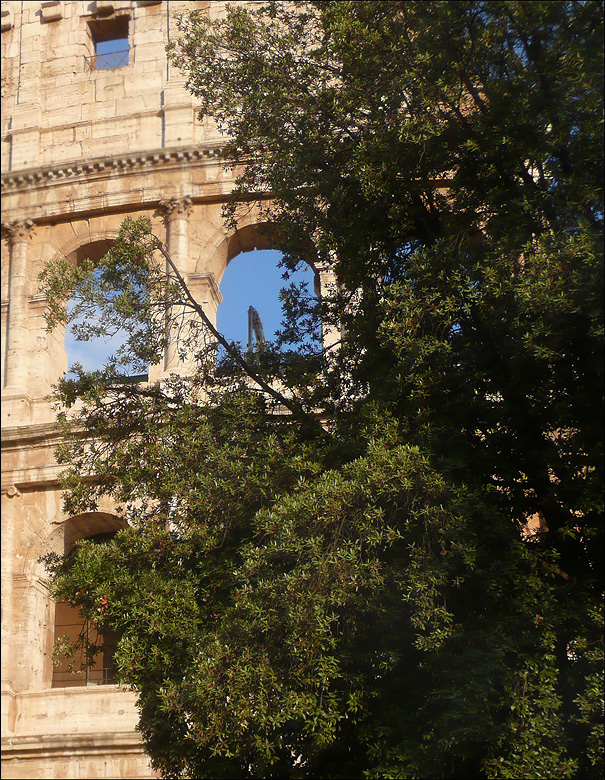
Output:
41,2,603,779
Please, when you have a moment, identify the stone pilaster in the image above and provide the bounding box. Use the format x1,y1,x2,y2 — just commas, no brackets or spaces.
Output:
187,272,223,328
315,261,340,355
9,105,41,171
2,220,36,392
1,487,18,697
158,197,192,373
159,196,192,272
161,78,195,147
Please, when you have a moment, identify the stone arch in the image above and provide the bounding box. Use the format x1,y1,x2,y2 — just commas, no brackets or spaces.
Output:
196,218,274,282
225,222,276,267
22,506,127,579
54,228,121,268
18,224,131,396
17,506,126,689
200,218,320,291
63,511,127,554
198,217,332,350
47,230,126,380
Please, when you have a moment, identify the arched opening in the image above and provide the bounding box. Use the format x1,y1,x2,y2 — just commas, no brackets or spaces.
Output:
217,248,320,350
63,239,147,380
51,514,125,689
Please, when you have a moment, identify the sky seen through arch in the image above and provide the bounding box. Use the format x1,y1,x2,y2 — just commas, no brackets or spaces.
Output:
65,249,315,374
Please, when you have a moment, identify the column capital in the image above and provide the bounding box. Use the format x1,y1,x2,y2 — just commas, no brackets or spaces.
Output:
2,220,36,244
159,197,192,219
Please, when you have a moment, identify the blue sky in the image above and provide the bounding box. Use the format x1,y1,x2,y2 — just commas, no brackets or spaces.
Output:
65,249,314,372
96,39,129,54
218,249,314,346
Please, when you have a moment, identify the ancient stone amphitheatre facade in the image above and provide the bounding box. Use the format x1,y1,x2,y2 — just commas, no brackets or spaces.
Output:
1,1,273,776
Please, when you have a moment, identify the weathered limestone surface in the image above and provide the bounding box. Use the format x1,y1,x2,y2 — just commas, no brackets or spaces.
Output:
1,2,270,777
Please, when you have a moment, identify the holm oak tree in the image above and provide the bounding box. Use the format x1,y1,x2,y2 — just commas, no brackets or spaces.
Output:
41,2,603,778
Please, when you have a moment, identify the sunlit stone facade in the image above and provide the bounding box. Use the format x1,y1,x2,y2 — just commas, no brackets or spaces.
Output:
0,1,274,776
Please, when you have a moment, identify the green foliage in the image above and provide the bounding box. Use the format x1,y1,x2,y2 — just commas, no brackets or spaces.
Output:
41,2,602,778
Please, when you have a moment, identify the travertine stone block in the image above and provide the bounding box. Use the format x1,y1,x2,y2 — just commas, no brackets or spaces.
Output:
132,27,164,45
92,0,115,15
124,70,162,94
10,129,40,171
116,94,158,114
11,104,41,131
0,4,13,32
40,2,63,24
94,75,126,101
162,106,195,146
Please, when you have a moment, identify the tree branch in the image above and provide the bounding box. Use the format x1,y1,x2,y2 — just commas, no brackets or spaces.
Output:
153,239,329,438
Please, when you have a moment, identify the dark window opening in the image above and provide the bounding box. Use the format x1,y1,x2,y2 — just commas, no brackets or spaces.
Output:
88,16,129,70
51,601,118,687
51,531,119,688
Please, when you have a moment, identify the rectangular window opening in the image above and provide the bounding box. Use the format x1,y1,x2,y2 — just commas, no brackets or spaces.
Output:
51,600,119,688
88,16,130,70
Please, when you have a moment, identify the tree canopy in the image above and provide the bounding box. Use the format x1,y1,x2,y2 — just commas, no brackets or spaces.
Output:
40,2,603,778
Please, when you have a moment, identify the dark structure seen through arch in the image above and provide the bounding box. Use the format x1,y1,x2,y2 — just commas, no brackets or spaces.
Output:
52,530,119,688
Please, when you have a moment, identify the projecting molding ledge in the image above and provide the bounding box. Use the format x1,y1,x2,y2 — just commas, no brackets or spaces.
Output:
2,731,145,759
1,145,223,193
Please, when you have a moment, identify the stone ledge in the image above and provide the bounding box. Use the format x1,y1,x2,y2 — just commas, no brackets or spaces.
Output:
1,420,61,445
2,731,144,757
1,465,65,493
1,144,224,193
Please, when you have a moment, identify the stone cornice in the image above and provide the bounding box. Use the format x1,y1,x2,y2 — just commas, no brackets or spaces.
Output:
1,421,61,446
1,730,145,759
0,144,224,194
1,464,65,493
